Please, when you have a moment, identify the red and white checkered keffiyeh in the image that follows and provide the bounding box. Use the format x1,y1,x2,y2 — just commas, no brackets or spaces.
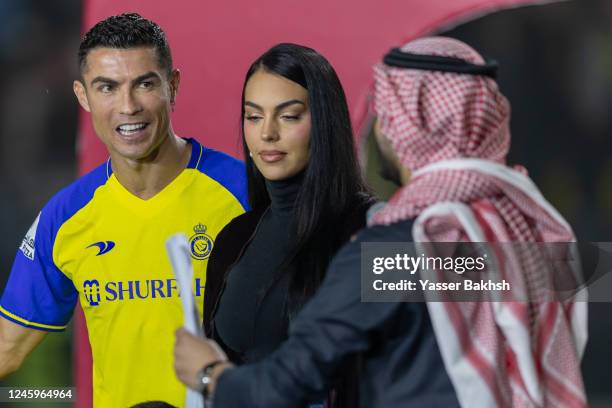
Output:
370,37,587,408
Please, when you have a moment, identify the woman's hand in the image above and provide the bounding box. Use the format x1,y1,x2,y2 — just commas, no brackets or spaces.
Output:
173,328,233,392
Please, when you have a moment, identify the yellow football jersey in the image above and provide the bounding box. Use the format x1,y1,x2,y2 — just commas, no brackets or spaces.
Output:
1,138,248,407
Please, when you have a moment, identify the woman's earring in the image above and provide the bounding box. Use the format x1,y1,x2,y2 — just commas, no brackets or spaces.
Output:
249,151,253,158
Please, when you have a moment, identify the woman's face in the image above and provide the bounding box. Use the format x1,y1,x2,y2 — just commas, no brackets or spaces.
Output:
243,69,311,181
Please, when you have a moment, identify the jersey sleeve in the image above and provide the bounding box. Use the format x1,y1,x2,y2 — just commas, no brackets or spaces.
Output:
0,209,78,331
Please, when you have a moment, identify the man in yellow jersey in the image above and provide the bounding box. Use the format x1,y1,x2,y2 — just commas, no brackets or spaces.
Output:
0,13,248,407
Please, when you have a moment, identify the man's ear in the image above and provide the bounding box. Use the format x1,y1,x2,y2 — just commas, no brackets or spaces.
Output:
73,80,91,112
169,68,181,105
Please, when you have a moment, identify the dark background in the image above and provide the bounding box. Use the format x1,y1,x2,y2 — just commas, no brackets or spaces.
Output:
443,4,612,405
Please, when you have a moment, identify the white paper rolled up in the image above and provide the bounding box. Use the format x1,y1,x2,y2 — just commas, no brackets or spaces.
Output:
166,233,205,408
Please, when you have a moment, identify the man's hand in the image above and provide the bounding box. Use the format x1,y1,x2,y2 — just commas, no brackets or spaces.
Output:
173,328,233,392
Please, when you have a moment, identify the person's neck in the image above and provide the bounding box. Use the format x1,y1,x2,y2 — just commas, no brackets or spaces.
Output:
400,166,411,186
110,133,191,200
265,172,304,216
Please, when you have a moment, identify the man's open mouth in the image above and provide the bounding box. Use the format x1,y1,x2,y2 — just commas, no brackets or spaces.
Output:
116,123,148,136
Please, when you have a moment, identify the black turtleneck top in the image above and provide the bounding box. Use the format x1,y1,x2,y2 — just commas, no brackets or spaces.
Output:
214,174,302,364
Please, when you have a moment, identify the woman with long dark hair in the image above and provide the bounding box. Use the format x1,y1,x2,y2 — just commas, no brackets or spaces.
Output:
175,43,371,405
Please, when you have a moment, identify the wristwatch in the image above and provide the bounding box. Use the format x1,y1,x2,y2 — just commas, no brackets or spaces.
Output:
196,360,223,398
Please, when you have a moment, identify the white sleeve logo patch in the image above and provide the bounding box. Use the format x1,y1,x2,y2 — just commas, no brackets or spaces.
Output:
19,212,40,261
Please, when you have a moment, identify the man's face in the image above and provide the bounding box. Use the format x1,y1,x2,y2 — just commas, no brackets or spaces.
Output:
73,47,179,163
373,118,406,186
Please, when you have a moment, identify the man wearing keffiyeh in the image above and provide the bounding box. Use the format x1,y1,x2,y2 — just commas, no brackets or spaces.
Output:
371,36,587,408
173,36,588,408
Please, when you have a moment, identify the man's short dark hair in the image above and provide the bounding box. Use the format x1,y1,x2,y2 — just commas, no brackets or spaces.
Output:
129,401,177,408
78,12,173,76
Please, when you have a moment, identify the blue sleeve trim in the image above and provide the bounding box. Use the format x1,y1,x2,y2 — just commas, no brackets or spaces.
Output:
0,307,66,332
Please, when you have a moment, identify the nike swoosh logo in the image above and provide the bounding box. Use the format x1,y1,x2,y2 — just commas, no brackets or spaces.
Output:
87,241,116,256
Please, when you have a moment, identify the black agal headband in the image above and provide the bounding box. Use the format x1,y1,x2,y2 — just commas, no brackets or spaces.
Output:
383,47,498,79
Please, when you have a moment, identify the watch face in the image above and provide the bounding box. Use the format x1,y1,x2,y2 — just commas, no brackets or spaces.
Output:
196,369,209,393
198,361,223,397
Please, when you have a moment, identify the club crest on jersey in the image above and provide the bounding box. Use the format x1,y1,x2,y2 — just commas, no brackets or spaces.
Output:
83,279,101,307
189,223,213,260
